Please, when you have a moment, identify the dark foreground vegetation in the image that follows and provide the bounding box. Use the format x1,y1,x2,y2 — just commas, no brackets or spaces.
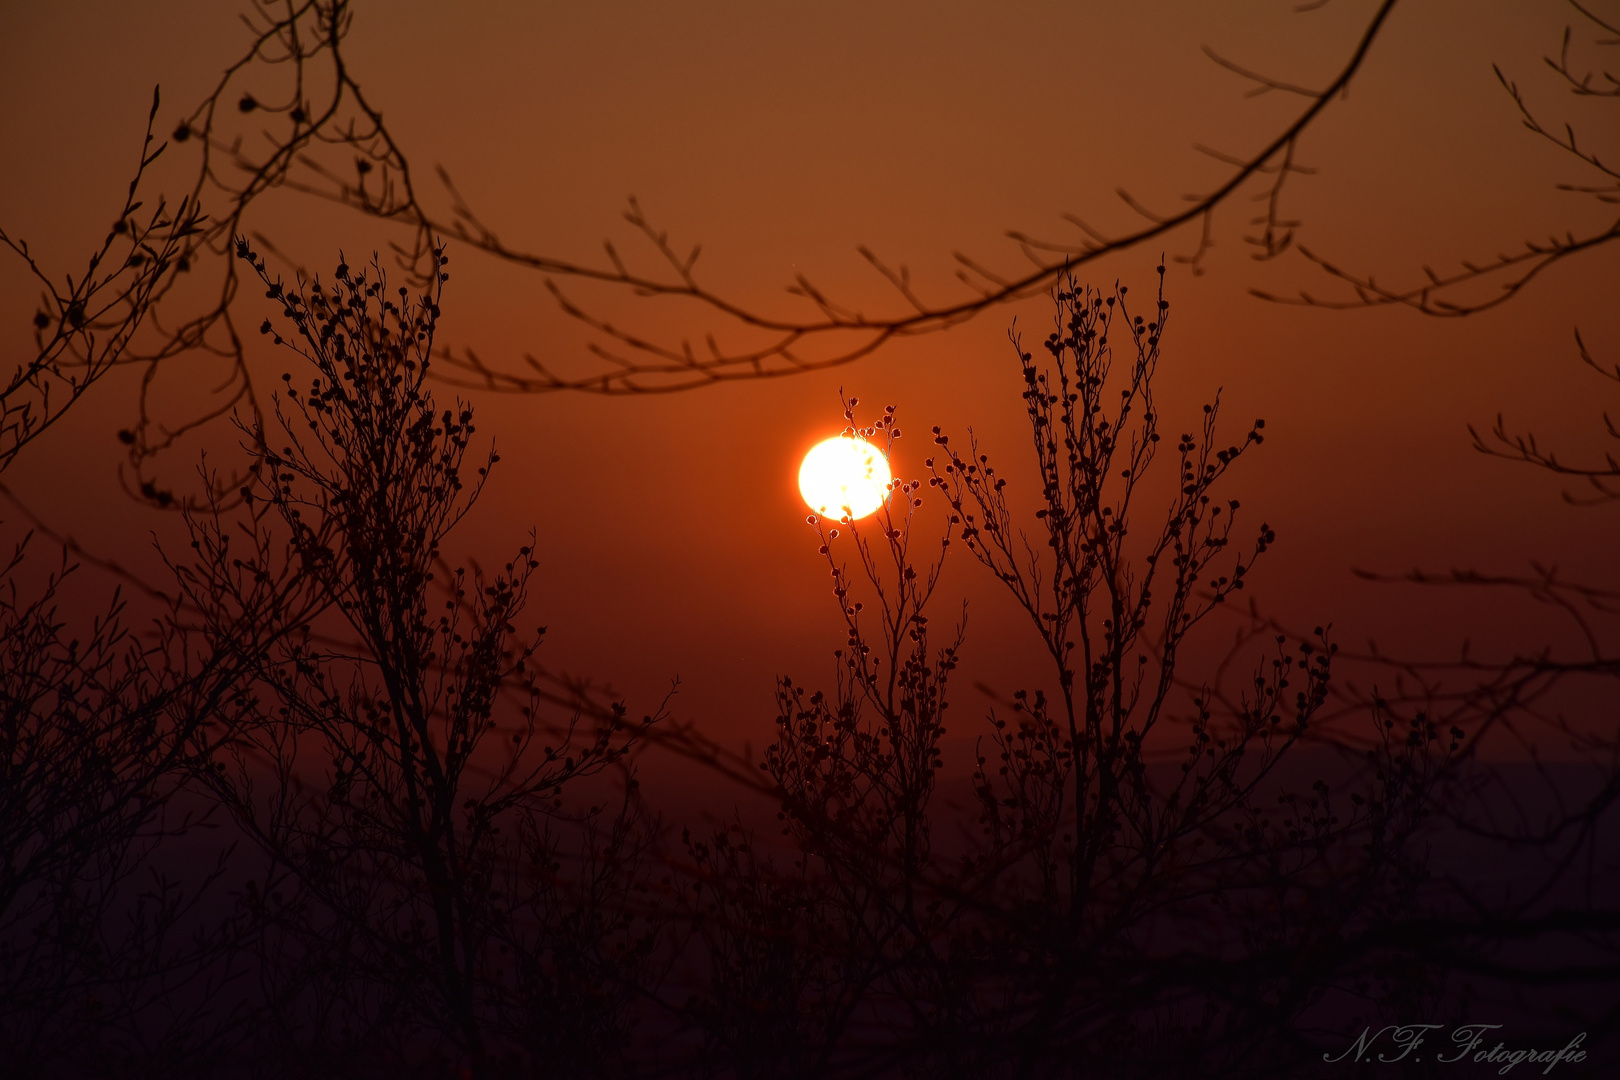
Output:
3,237,1617,1078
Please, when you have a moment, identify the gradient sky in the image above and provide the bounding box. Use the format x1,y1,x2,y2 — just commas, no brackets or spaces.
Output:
2,1,1616,772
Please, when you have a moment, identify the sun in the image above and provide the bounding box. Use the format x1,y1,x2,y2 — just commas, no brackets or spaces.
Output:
799,436,892,521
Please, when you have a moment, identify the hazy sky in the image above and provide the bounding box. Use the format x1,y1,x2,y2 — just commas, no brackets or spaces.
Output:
2,1,1615,762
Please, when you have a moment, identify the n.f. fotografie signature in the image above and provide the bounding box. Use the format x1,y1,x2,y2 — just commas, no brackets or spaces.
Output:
1325,1024,1589,1073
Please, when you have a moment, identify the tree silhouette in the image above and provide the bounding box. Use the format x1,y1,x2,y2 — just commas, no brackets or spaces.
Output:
676,273,1476,1078
0,95,255,1073
4,0,1620,1071
176,241,658,1078
0,534,263,1075
3,232,1615,1074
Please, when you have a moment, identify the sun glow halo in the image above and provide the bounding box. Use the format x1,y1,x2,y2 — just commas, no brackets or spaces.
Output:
798,436,891,521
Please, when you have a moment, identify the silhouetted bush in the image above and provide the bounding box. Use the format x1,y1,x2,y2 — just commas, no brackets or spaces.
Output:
174,242,657,1079
682,272,1467,1079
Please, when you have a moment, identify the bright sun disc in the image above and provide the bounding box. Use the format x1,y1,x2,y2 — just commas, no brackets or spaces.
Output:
799,436,891,521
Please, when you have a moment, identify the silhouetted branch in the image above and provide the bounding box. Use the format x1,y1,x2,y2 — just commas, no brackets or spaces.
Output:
1259,2,1620,315
1470,330,1620,503
0,88,203,477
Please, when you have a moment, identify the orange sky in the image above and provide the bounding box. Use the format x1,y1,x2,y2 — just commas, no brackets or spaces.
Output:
2,0,1616,771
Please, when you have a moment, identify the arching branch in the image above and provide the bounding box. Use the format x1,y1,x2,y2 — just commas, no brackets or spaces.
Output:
15,0,1401,503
